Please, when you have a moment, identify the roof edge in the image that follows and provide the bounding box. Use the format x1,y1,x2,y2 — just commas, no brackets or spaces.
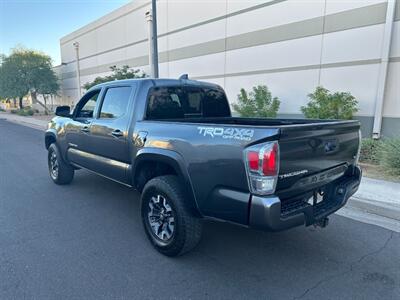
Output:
60,0,150,45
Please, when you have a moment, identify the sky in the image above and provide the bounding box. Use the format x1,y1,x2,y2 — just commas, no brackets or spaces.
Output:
0,0,131,65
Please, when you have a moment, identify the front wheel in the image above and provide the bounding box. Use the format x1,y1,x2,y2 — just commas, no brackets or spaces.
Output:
141,175,202,257
48,143,74,185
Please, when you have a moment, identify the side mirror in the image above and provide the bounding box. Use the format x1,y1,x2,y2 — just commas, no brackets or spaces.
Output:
55,106,71,117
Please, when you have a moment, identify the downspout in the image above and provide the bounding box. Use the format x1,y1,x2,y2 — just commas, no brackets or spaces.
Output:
372,0,396,139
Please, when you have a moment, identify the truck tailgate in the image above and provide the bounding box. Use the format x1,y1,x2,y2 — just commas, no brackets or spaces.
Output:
276,120,360,198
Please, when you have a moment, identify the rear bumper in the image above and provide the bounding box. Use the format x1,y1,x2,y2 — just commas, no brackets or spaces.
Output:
248,166,362,231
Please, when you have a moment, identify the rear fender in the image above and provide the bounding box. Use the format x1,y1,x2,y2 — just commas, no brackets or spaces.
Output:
132,148,201,217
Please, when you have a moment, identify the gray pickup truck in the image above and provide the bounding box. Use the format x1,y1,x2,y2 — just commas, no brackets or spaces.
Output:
45,77,362,256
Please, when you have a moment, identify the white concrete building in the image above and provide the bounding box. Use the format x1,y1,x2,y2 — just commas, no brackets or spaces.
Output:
58,0,400,137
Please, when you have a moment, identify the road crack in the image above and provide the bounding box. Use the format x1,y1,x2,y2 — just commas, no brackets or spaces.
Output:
293,231,394,300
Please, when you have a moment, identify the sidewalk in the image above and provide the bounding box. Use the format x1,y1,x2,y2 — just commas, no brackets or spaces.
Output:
1,112,399,231
0,111,49,130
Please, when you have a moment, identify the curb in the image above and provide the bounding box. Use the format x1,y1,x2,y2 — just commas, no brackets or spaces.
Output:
336,205,400,233
347,196,400,222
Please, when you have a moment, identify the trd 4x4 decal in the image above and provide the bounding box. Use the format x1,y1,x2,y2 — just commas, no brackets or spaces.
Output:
197,126,254,141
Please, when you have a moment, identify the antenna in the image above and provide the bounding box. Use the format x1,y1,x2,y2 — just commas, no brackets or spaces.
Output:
179,74,189,80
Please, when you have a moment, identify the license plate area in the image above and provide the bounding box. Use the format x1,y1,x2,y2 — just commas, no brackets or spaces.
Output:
306,189,326,206
281,186,331,219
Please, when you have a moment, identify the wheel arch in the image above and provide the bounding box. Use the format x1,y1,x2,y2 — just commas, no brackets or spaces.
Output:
45,130,57,149
132,148,201,217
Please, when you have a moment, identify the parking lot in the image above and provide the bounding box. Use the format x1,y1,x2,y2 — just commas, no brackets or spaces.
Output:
1,119,399,299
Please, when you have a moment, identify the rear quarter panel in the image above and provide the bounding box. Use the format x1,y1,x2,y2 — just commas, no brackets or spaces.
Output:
133,120,279,223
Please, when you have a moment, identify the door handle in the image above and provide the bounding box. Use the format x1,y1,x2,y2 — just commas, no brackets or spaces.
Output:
111,129,124,137
81,126,90,133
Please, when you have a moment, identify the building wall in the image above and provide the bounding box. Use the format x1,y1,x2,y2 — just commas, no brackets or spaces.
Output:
58,0,400,137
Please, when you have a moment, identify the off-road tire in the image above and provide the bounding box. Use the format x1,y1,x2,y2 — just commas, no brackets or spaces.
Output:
141,175,202,256
48,143,74,185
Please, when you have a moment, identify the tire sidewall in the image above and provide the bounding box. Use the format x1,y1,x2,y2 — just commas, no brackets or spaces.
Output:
47,143,74,185
48,144,59,183
141,178,186,254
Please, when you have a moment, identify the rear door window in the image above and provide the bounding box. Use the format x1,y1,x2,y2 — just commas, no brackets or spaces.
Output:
99,86,132,119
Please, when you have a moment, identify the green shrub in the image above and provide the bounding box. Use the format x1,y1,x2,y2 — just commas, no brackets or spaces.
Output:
25,109,34,116
301,86,358,119
380,138,400,175
10,109,17,114
0,107,5,112
232,85,280,118
359,138,383,164
15,110,25,116
15,108,34,116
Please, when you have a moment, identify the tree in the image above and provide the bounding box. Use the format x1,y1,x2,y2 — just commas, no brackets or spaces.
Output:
0,48,59,111
301,86,358,119
83,65,146,90
37,71,59,112
0,53,29,109
232,85,280,118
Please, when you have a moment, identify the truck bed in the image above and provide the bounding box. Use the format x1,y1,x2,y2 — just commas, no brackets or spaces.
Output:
149,116,358,127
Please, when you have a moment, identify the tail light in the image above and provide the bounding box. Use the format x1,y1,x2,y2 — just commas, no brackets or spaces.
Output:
244,141,279,195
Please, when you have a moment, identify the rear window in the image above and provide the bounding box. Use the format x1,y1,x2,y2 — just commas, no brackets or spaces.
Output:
146,86,230,120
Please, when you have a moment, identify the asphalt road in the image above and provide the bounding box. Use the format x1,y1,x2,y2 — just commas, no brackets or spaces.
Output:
0,119,399,299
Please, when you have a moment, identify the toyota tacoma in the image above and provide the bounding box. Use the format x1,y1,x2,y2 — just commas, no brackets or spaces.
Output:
45,76,362,256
